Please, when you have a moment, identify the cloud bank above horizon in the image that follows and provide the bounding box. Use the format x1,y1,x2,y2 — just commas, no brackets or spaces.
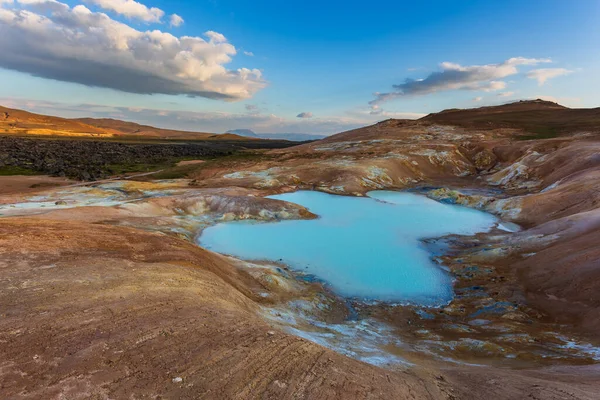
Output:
1,97,427,135
369,57,576,111
0,0,590,135
0,0,264,100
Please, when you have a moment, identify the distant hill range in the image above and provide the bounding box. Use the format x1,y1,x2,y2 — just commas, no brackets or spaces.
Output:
75,118,246,141
420,99,600,136
2,99,598,142
316,99,600,144
0,105,253,141
0,104,326,142
1,106,114,138
227,129,326,142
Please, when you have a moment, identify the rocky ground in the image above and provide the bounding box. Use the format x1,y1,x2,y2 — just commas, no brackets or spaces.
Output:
0,136,297,180
1,100,600,399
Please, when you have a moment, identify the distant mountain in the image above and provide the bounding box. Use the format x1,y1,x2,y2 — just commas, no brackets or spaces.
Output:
226,129,259,138
227,129,326,142
267,133,327,142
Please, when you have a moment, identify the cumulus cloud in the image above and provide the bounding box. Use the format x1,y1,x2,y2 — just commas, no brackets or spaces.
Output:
84,0,164,22
370,57,552,107
473,96,483,102
296,112,313,118
356,107,425,119
169,13,183,27
14,0,68,12
243,51,254,56
204,30,227,43
497,91,515,97
527,68,572,85
0,1,265,100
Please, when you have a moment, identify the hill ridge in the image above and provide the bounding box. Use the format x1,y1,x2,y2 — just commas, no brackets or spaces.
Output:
0,105,250,140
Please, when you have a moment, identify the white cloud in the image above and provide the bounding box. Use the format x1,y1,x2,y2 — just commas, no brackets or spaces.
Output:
296,112,313,118
370,57,552,107
0,1,265,100
169,13,183,27
84,0,164,23
243,51,254,56
473,96,483,102
527,68,572,85
497,91,515,97
204,30,227,43
15,0,69,12
360,107,425,119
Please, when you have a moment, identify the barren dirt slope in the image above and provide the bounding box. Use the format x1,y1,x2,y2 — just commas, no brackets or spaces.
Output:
0,106,253,140
308,99,600,145
421,99,600,135
0,106,114,137
75,117,252,140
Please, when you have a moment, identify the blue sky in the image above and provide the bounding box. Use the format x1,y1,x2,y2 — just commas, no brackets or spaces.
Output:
0,0,598,134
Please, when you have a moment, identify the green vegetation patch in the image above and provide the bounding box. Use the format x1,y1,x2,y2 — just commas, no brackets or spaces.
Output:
0,165,42,176
515,126,559,141
151,164,203,180
145,151,277,180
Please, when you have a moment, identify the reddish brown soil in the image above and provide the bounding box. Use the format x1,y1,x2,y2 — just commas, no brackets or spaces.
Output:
0,175,73,196
2,219,600,399
421,99,600,134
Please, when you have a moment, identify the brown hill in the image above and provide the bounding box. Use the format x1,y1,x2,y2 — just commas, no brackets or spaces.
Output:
421,99,600,138
314,100,600,144
74,117,249,140
0,106,253,141
0,105,114,137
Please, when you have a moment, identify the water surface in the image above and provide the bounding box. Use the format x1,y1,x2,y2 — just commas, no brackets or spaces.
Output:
200,191,498,305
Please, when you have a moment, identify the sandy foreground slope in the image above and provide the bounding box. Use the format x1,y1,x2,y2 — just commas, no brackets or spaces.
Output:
2,218,600,399
2,101,600,399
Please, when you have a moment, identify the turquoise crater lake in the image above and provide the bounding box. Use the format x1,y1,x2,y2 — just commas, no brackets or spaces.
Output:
199,191,499,305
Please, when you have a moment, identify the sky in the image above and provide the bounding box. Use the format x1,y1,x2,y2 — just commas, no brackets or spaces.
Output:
0,0,599,135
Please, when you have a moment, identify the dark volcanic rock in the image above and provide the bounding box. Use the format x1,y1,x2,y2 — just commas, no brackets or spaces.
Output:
0,136,295,180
